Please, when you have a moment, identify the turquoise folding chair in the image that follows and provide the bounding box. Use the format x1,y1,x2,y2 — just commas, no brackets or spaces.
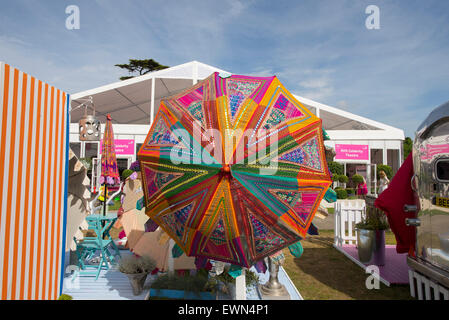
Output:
84,218,118,264
74,215,120,280
99,216,121,259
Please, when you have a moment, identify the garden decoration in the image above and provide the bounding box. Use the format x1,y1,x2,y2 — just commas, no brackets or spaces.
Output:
100,114,120,216
118,255,156,295
77,96,101,141
79,113,101,141
356,194,389,265
138,72,332,267
259,253,291,299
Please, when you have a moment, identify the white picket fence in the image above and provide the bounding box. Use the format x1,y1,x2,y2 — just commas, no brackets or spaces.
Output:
334,200,366,247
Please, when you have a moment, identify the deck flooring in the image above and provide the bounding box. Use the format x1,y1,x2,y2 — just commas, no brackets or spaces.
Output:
62,251,302,300
334,244,410,286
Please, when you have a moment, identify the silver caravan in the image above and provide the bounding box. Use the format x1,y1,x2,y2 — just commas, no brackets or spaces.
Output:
408,100,449,299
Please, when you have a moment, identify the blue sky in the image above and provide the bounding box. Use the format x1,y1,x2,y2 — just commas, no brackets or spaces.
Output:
1,0,449,137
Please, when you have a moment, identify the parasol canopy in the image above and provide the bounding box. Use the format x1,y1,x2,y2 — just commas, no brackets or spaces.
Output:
100,114,120,186
138,73,332,267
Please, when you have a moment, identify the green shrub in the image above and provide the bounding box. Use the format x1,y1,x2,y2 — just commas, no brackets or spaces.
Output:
346,188,355,195
352,174,364,185
151,273,210,294
78,157,92,170
204,268,259,294
338,175,349,183
377,164,393,179
328,161,344,175
332,174,340,182
335,188,348,199
122,169,134,180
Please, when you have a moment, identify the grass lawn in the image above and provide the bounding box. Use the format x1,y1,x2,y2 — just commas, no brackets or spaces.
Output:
282,230,413,300
108,198,122,211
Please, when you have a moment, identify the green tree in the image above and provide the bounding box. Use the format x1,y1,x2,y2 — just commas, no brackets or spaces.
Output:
338,175,349,184
115,59,169,81
328,161,344,175
377,164,393,179
352,174,364,185
403,136,413,160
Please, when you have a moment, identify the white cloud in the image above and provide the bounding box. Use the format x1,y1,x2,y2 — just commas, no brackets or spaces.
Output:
299,78,329,89
0,35,30,47
226,0,246,17
301,87,335,102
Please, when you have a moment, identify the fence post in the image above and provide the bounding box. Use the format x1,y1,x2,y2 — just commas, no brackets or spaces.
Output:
334,202,339,246
341,202,346,245
235,268,246,300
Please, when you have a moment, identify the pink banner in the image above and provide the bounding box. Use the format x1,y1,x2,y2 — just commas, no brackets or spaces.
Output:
335,144,369,161
101,139,135,155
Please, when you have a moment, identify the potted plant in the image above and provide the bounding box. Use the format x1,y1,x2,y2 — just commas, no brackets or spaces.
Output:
338,174,349,188
149,269,215,300
118,255,156,295
206,266,259,298
332,174,340,188
355,196,389,266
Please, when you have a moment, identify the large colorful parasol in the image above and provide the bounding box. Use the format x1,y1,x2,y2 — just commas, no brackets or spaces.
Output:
138,73,332,267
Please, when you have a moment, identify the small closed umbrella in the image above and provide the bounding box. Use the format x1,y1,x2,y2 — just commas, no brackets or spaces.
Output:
99,114,120,216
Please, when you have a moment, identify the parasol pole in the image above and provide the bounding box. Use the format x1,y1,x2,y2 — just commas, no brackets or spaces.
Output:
102,183,107,217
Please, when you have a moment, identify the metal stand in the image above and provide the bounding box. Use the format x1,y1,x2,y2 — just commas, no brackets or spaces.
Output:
258,257,290,300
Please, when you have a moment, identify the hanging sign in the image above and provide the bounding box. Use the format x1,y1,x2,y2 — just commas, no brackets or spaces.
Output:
335,144,369,161
100,139,135,155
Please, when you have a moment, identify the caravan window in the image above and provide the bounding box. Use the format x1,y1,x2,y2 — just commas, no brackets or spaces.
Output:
436,159,449,182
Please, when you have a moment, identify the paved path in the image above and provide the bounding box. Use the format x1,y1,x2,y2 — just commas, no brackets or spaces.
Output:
313,214,334,230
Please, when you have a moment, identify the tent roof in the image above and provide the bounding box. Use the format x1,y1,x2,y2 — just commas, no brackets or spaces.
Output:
70,61,404,140
70,61,227,124
294,95,405,140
